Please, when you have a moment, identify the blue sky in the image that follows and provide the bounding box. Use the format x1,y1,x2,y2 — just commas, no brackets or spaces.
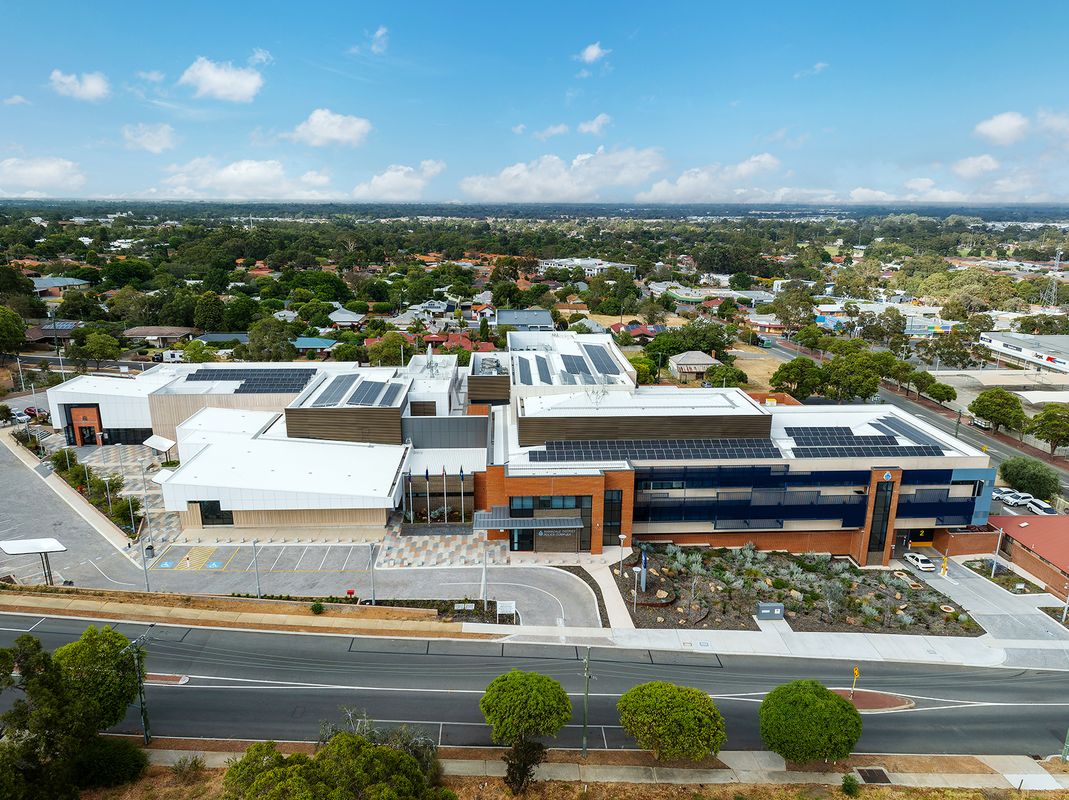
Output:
3,1,1069,203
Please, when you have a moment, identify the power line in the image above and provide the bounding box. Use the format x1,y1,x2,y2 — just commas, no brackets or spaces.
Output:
119,624,155,744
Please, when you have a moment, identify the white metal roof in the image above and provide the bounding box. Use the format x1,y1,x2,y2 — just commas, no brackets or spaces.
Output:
520,386,767,418
0,538,66,555
406,448,488,476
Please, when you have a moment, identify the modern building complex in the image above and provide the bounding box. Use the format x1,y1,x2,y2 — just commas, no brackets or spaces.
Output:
978,332,1069,374
537,257,636,277
46,332,994,564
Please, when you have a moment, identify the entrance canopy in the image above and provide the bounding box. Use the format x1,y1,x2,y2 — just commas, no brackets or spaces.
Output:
0,538,66,556
472,506,584,531
143,434,177,453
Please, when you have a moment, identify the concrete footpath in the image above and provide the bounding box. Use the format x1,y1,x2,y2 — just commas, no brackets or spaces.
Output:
142,747,1068,790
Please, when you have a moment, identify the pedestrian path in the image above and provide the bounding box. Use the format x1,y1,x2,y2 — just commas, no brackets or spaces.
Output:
378,529,509,568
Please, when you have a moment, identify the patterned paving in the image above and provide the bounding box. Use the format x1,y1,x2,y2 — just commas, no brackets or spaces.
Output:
378,528,509,568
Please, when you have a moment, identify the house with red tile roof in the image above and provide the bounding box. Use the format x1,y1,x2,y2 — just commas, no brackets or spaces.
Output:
988,515,1069,600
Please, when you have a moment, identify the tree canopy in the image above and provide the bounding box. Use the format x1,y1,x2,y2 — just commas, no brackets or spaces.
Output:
617,681,727,762
998,456,1061,501
479,669,572,746
969,387,1026,433
758,680,862,764
1026,404,1069,454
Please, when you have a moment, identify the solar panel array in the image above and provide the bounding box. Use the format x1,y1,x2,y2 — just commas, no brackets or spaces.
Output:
793,445,944,458
582,344,620,375
517,358,532,385
377,383,403,407
186,367,317,394
535,355,552,384
312,374,359,407
346,380,385,406
875,416,946,450
561,354,589,375
529,438,783,462
791,434,898,447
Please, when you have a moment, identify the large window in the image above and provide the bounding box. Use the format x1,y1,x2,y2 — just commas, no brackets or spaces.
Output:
198,500,234,526
509,495,592,550
867,481,894,562
603,490,623,545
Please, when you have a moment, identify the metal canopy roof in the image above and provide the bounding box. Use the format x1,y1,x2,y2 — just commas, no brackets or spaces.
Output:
472,507,584,531
0,538,67,555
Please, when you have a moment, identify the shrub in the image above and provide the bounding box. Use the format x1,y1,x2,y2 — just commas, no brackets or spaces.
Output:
617,681,727,761
70,735,148,788
998,456,1061,502
310,601,325,615
480,670,571,746
759,680,862,763
842,773,861,796
503,739,546,795
170,753,206,784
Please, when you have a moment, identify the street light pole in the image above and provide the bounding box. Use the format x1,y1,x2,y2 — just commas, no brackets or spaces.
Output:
119,625,155,744
1061,582,1069,624
139,526,151,593
251,539,262,598
618,533,626,573
581,647,592,757
103,476,113,514
138,462,152,545
369,542,378,605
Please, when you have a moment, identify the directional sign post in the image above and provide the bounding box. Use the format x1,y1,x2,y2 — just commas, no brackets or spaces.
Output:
851,665,860,698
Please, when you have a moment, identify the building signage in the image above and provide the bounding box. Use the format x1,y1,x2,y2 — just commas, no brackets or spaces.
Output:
536,529,574,537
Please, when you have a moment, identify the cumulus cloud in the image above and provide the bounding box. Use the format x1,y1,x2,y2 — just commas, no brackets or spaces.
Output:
534,123,569,141
122,122,176,154
137,70,165,82
952,154,999,179
350,25,389,56
578,113,612,135
352,160,446,201
974,111,1029,145
461,146,665,202
511,123,527,135
249,48,274,66
49,69,110,101
0,157,85,193
161,157,336,199
1038,110,1069,136
576,42,610,64
287,108,373,147
793,62,829,79
635,153,780,202
178,56,264,102
848,187,895,202
3,95,29,105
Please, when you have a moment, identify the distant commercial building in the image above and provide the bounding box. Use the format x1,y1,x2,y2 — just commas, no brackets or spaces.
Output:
538,257,636,278
978,332,1069,373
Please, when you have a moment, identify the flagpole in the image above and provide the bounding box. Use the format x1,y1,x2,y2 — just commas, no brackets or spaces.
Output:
460,468,465,523
407,473,414,523
443,467,448,524
425,469,430,525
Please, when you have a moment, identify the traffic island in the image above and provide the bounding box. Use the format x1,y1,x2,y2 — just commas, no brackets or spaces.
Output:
832,688,915,712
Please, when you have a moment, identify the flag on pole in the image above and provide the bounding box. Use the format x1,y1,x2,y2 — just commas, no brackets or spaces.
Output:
425,468,430,482
459,467,465,483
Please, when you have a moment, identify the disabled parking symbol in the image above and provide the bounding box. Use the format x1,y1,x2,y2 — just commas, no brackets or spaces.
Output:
156,561,175,569
206,561,224,569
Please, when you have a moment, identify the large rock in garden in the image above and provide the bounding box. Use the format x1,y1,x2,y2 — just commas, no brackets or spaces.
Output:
788,589,804,601
655,589,669,599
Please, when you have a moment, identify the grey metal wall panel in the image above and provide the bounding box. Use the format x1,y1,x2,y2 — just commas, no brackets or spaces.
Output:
402,415,489,449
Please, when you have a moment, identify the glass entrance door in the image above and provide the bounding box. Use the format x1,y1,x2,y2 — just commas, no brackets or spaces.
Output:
78,426,97,445
510,529,534,551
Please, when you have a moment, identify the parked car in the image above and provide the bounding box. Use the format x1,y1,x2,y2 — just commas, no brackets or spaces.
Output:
971,416,993,430
1025,499,1058,515
991,487,1014,502
22,406,40,417
11,412,31,424
903,552,936,572
1003,492,1035,507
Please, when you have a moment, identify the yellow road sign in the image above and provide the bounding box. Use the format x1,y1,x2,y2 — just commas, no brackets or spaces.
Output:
853,666,860,679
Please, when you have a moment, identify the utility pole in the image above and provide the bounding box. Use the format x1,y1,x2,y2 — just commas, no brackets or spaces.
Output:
251,539,262,598
581,647,592,757
369,542,378,605
119,624,155,744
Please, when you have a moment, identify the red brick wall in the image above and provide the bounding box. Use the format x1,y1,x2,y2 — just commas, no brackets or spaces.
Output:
932,529,999,558
636,529,863,557
1004,538,1069,600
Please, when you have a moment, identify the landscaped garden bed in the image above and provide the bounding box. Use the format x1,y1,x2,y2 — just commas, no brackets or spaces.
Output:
360,597,517,624
612,543,983,635
962,559,1044,594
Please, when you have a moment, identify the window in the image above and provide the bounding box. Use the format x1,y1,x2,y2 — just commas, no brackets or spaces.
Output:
198,500,234,526
603,489,623,546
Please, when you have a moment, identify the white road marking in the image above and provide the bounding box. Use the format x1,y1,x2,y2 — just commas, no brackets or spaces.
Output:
88,558,138,587
440,580,568,621
340,546,354,571
268,548,286,572
318,547,331,571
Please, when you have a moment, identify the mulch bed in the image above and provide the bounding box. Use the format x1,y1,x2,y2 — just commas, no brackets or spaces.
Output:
362,598,516,625
832,689,913,711
552,565,611,627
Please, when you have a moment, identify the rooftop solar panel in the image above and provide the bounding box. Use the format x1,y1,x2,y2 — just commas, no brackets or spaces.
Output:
561,354,590,375
377,383,403,407
535,355,552,384
530,438,783,462
347,380,386,406
312,374,359,407
792,445,943,458
877,416,946,450
560,371,576,385
517,358,532,385
187,367,317,394
582,344,620,375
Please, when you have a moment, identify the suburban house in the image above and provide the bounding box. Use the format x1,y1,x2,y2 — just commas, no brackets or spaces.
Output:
291,337,338,354
24,318,83,347
668,351,719,382
328,308,366,329
123,326,195,347
31,276,90,297
989,515,1069,600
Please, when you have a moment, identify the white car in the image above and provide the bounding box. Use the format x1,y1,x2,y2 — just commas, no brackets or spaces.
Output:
11,412,31,424
991,487,1014,502
1026,499,1058,515
903,552,936,572
1003,492,1035,508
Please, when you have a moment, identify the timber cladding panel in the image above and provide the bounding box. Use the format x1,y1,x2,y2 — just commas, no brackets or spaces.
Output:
149,392,297,442
231,507,387,527
284,406,402,444
516,413,772,447
467,375,511,404
409,401,438,417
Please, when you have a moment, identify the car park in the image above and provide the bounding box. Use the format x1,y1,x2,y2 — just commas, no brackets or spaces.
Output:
1026,499,1058,515
11,412,31,424
991,487,1014,502
1003,492,1035,507
903,552,936,572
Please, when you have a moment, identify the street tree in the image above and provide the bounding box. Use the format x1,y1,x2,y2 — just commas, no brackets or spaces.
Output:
908,370,936,398
53,625,141,733
821,353,880,402
367,331,411,366
179,339,216,363
771,287,816,333
968,387,1026,433
794,323,826,352
81,331,122,368
617,681,727,762
759,680,862,764
480,670,571,794
240,318,296,362
193,291,225,332
1026,404,1069,454
0,305,27,360
770,357,824,401
704,364,748,387
999,456,1061,501
925,382,957,405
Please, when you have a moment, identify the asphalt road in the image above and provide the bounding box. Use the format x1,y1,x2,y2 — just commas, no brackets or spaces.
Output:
2,613,1068,755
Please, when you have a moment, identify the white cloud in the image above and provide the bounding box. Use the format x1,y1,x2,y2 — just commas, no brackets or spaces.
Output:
370,26,389,55
576,42,610,64
636,153,780,202
287,108,373,147
952,154,999,179
0,157,85,193
353,160,446,201
1038,110,1069,136
122,122,176,154
49,69,110,101
3,95,29,105
161,157,337,199
578,113,612,135
178,56,264,102
534,123,569,141
511,123,527,135
249,48,274,66
137,70,165,82
575,68,591,79
848,187,895,202
974,111,1029,145
461,146,665,202
793,62,829,79
904,177,935,192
